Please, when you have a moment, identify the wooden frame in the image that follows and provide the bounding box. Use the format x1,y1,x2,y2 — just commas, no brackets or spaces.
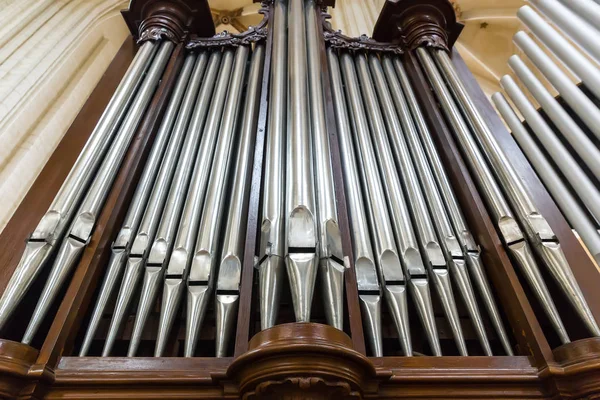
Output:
0,0,599,398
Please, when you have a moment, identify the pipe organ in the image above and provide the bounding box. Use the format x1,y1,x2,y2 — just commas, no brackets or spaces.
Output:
0,0,600,398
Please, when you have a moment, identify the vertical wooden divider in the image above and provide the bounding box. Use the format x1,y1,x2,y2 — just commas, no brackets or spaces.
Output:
234,6,274,357
402,51,553,368
450,48,600,324
22,41,186,398
318,24,366,353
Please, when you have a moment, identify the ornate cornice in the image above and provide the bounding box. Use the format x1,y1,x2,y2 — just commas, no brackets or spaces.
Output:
121,0,215,43
186,1,269,49
321,11,403,54
372,0,463,52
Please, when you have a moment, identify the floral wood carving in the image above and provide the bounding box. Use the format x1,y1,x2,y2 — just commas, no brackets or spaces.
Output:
246,377,361,400
320,11,403,54
186,1,269,49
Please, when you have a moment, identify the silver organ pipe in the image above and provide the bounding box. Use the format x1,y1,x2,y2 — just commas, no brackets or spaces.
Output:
417,48,570,344
22,41,174,345
21,0,600,360
493,93,600,265
492,2,600,340
518,5,600,99
557,0,600,28
529,0,600,64
258,0,286,331
0,40,158,332
79,51,198,357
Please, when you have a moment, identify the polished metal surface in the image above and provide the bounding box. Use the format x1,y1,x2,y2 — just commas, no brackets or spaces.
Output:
305,0,344,331
494,92,600,266
380,54,491,355
22,41,174,345
499,77,600,337
79,52,197,357
559,0,600,29
0,41,158,332
155,48,235,357
126,51,217,357
340,51,420,357
285,0,319,324
518,5,600,99
417,47,570,344
185,45,249,357
399,53,512,353
258,0,287,330
327,47,382,356
364,53,466,356
500,73,600,223
215,44,265,358
513,31,600,142
529,0,600,64
508,56,600,180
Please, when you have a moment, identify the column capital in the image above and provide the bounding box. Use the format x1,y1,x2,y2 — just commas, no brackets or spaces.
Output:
372,0,463,51
121,0,215,43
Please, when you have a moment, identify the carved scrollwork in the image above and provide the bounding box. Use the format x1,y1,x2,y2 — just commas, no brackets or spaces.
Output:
138,26,179,44
186,2,269,49
247,377,362,400
320,11,403,54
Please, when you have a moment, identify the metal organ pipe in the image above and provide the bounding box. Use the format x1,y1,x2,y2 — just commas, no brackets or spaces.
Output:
377,54,492,356
518,5,600,99
529,0,600,64
507,55,600,181
327,48,383,357
493,92,600,265
417,47,570,344
305,0,345,331
155,48,235,357
512,31,600,142
389,56,513,356
22,41,174,345
258,0,287,331
79,51,198,357
0,40,158,332
360,53,467,356
215,44,265,358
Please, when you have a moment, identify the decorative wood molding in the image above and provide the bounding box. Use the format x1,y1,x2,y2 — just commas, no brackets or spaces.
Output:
372,0,463,51
122,0,215,43
228,323,377,400
186,2,268,49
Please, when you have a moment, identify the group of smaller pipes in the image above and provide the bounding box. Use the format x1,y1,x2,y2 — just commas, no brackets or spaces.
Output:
0,0,599,357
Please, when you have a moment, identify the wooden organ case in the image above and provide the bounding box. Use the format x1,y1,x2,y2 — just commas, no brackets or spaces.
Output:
0,0,599,398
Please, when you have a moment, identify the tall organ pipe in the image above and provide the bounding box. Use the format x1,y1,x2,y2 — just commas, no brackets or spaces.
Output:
417,47,570,344
215,44,265,358
358,53,466,356
185,45,249,358
285,0,319,324
493,92,600,265
375,54,491,356
341,51,434,357
513,31,600,142
102,51,217,357
431,47,600,338
155,49,235,357
518,5,600,100
328,48,383,356
507,55,600,181
258,0,287,331
22,41,174,345
389,56,512,356
79,51,197,356
0,41,158,332
529,0,600,64
305,0,345,331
